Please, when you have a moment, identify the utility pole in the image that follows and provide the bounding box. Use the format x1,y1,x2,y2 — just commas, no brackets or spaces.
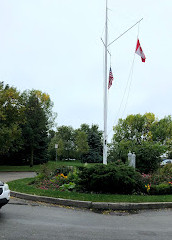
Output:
103,0,108,165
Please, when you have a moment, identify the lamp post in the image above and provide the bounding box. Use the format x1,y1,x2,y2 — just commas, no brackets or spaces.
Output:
55,144,58,163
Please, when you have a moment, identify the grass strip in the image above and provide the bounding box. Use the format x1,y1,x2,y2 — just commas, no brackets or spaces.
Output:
0,161,85,172
8,178,172,203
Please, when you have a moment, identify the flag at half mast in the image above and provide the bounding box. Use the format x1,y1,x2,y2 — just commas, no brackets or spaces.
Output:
108,67,114,89
135,39,146,62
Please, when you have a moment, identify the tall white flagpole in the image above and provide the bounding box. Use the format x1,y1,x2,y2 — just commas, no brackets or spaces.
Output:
103,0,108,165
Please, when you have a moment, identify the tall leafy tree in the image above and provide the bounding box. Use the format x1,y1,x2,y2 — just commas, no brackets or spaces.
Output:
20,90,55,166
79,124,103,163
48,126,75,161
74,130,89,160
0,83,56,166
151,116,172,143
151,116,172,159
0,82,24,159
48,124,102,163
113,113,156,144
109,113,168,173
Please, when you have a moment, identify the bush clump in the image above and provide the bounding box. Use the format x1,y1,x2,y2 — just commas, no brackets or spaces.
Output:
149,183,172,195
141,163,172,195
77,163,143,194
54,166,74,176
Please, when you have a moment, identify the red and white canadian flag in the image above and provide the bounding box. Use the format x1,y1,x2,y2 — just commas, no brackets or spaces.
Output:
135,39,146,62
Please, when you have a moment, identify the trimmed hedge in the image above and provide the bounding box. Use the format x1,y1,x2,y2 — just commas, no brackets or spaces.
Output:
77,163,143,194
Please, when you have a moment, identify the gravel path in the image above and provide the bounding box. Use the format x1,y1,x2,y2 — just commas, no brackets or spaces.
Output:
0,172,36,182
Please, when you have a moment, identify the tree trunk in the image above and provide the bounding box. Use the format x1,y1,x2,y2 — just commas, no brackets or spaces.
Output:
30,147,34,167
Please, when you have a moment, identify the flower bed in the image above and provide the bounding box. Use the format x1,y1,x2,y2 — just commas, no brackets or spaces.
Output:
32,165,77,192
141,164,172,194
30,163,172,195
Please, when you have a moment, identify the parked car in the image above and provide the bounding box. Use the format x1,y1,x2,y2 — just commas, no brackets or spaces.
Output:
0,181,10,209
160,159,172,166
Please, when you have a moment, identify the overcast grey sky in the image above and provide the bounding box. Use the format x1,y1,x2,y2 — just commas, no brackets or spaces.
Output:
0,0,171,141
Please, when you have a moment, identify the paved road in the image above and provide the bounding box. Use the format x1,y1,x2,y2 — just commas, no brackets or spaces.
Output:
0,199,172,240
0,172,36,182
1,172,172,239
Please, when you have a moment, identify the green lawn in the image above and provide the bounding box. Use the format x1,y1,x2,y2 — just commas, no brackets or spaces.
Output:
8,178,172,203
0,161,85,172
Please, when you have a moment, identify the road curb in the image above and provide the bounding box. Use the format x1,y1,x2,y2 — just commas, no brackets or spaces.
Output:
11,191,172,211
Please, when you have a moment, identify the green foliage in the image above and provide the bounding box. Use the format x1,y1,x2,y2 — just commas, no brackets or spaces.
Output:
0,83,56,166
48,124,102,163
54,165,75,176
59,182,76,191
8,178,172,202
74,130,89,160
113,113,156,144
20,90,54,166
151,116,172,143
149,183,172,195
48,125,75,161
79,124,103,163
160,163,172,175
36,163,52,180
136,142,166,173
149,163,172,185
51,173,68,186
109,113,169,173
0,82,25,158
67,167,79,183
31,164,77,192
141,163,172,195
77,163,143,194
108,139,133,163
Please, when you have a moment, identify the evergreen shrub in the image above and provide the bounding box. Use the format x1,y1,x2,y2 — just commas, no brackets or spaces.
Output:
77,163,143,194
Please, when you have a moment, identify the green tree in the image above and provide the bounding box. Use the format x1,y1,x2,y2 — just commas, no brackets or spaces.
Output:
0,82,24,160
48,126,75,161
79,124,103,163
74,130,89,160
151,115,172,143
151,116,172,158
21,92,47,166
19,90,55,166
135,142,166,173
0,83,56,166
113,113,156,144
109,113,168,173
48,124,102,163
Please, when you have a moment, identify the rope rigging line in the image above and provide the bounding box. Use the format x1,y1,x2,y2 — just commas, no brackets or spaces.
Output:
101,11,143,140
121,52,136,118
121,23,140,118
107,23,141,138
107,51,136,138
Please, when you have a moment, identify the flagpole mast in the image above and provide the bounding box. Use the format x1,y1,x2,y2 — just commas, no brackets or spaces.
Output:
103,0,108,165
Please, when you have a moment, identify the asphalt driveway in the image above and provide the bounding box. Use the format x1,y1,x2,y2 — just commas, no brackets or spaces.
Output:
1,201,172,240
0,172,36,182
